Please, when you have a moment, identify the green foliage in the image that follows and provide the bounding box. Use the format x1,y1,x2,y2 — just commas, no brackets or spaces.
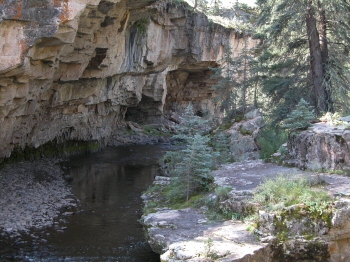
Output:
168,0,186,8
163,104,218,203
204,237,214,259
199,186,245,221
252,175,335,244
214,186,232,201
165,134,217,202
217,119,235,131
252,175,334,215
142,201,159,215
211,40,256,115
133,18,149,35
281,99,315,131
239,127,253,136
175,104,210,139
203,237,225,260
254,0,350,117
192,0,223,16
258,124,287,160
142,125,171,137
210,131,234,166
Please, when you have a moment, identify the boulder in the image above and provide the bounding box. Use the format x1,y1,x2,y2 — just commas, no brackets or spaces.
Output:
226,109,265,161
285,123,350,171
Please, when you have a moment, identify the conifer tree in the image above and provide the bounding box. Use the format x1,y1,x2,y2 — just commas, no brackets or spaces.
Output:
175,104,210,139
281,98,315,131
211,131,234,165
163,104,218,202
168,134,216,202
255,0,350,116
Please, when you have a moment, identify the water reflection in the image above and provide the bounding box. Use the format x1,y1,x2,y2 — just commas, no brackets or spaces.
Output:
4,145,168,261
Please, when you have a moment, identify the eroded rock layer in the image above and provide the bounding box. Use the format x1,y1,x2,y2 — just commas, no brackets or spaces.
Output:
286,123,350,172
0,0,251,160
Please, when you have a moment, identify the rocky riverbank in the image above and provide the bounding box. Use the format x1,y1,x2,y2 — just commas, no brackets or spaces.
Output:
141,160,350,261
0,159,77,240
0,122,173,242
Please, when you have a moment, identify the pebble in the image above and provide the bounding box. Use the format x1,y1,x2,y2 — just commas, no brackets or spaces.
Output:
0,159,77,238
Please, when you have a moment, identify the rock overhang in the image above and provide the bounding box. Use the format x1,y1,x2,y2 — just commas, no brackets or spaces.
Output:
0,0,252,160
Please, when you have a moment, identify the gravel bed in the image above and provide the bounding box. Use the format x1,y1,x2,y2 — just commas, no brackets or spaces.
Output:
0,159,77,238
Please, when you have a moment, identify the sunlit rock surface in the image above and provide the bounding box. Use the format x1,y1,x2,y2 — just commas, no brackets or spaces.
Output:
143,160,350,261
0,0,254,160
226,109,265,161
285,123,350,172
142,208,273,262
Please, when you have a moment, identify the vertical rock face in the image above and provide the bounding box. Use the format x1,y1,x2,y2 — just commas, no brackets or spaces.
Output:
226,109,266,161
286,123,350,171
0,0,252,160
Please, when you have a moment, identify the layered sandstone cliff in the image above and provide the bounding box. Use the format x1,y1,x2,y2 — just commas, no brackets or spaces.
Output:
0,0,253,160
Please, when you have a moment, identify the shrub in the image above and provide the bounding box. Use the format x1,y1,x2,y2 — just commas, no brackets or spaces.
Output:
133,18,149,35
320,112,349,126
258,124,287,160
210,131,234,166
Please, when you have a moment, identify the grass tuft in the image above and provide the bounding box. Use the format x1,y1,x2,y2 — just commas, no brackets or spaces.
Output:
252,175,333,215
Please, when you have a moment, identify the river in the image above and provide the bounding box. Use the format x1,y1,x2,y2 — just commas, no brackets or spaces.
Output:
1,145,169,261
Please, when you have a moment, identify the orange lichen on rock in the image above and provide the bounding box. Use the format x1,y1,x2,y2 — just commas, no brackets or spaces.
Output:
54,0,62,8
13,2,23,19
59,0,70,22
19,39,27,60
329,241,339,255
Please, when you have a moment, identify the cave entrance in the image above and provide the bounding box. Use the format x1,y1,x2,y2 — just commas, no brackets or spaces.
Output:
164,62,219,119
125,62,220,124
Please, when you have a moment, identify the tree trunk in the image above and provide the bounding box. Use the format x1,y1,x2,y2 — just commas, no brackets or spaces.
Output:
254,74,258,108
306,0,326,115
241,34,248,112
186,150,194,201
318,1,333,112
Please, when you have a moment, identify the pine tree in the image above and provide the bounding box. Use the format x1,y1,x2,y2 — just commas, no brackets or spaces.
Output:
255,0,350,116
281,98,315,131
210,2,262,118
167,134,216,202
211,131,234,165
163,104,218,203
175,104,210,139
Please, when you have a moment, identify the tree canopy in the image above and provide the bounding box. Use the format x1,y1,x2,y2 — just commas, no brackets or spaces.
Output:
212,0,350,124
255,0,350,117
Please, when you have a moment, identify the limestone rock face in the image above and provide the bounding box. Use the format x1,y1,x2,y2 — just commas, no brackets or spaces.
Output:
0,0,253,160
286,123,350,171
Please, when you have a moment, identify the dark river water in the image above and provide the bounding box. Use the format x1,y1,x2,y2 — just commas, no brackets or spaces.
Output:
2,145,169,261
